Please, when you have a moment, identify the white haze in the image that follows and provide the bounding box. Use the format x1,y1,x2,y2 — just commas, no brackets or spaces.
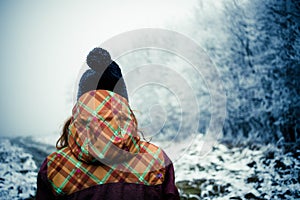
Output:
0,0,227,138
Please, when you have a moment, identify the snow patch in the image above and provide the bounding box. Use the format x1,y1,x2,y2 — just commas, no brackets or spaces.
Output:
0,139,37,200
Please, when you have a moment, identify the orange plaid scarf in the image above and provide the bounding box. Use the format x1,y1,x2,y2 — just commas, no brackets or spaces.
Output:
47,90,167,196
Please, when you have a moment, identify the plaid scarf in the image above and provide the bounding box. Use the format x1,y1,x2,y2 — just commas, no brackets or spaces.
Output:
47,90,167,196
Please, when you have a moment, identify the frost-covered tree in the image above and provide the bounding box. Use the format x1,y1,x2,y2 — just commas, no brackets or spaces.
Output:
218,0,300,144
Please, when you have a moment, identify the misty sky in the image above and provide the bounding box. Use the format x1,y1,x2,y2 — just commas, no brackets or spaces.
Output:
0,0,199,137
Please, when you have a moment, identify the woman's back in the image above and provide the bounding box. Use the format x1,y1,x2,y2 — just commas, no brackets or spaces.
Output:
37,90,179,199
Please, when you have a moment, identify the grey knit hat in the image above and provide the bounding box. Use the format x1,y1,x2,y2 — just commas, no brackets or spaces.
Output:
77,48,128,100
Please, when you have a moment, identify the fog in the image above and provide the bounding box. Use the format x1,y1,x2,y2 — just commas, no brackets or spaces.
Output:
0,0,198,137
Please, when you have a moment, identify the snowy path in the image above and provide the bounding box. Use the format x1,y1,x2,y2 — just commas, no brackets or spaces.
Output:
0,137,54,200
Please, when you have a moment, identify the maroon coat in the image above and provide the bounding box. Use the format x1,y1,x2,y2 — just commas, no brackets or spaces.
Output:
36,90,180,200
36,155,179,200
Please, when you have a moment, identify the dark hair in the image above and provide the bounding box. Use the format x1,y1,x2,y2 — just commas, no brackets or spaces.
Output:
56,117,72,149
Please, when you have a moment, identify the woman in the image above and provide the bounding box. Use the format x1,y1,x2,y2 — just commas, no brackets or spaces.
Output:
36,48,180,200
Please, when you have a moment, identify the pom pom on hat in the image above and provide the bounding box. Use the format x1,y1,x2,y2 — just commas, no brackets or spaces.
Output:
86,48,112,73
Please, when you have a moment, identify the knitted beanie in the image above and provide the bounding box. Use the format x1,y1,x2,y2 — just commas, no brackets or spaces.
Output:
77,48,128,101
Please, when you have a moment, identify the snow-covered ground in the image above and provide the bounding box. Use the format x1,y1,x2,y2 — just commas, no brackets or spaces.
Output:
0,135,299,199
171,135,300,199
0,139,37,200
